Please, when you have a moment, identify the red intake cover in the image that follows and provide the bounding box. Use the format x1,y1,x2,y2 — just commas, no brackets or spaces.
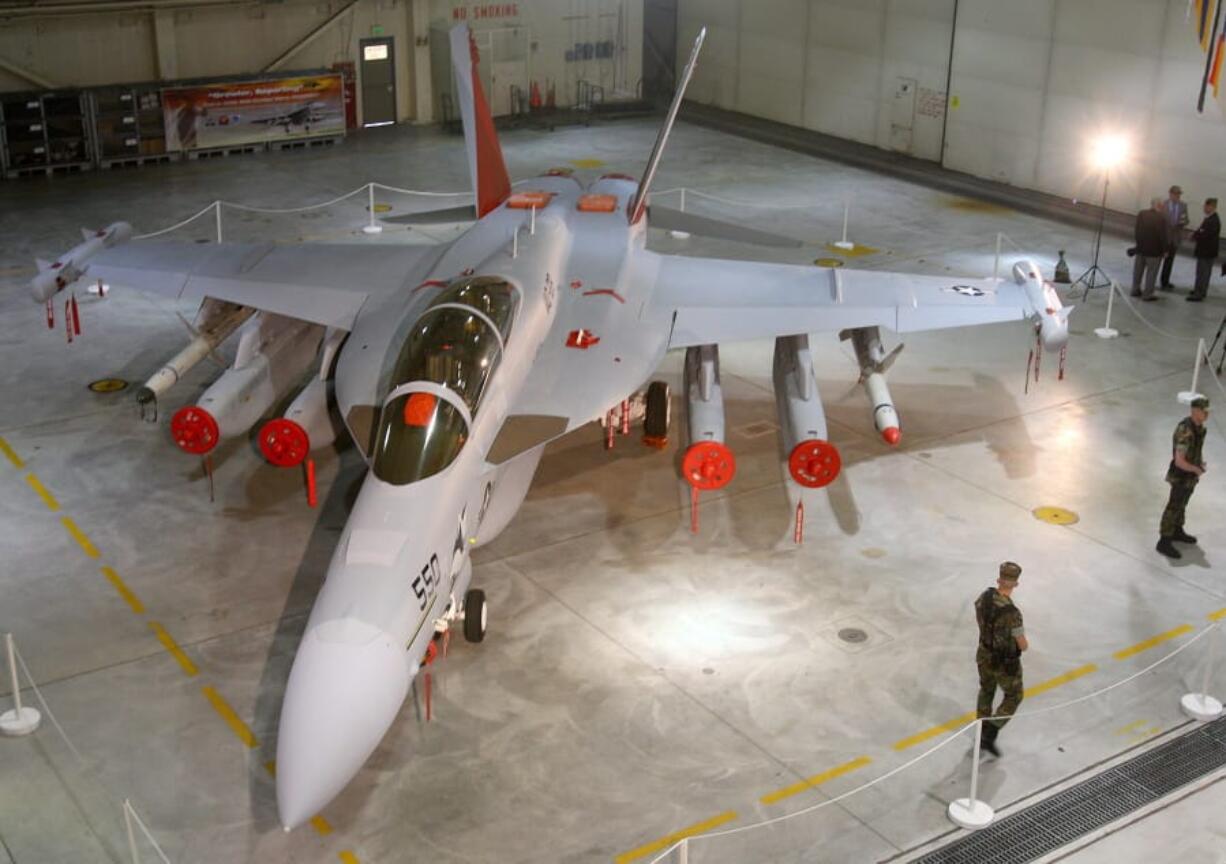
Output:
258,418,310,468
788,439,841,488
681,441,737,491
170,406,219,455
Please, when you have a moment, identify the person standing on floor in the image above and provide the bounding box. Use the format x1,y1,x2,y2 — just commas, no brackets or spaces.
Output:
1133,197,1168,301
975,562,1028,757
1188,198,1220,302
1160,184,1189,290
1157,398,1209,559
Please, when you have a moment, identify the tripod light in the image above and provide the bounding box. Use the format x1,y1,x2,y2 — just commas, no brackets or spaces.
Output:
1074,133,1130,299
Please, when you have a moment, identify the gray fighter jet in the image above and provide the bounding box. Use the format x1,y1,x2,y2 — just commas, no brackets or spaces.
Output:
30,24,1070,828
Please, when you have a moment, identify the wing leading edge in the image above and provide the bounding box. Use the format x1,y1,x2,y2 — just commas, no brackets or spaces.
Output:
648,253,1048,349
78,240,437,330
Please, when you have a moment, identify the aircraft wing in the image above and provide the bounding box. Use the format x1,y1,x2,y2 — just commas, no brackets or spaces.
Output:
650,254,1038,349
78,241,435,330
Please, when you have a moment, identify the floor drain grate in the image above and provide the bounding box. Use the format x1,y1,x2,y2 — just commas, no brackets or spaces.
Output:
915,715,1226,863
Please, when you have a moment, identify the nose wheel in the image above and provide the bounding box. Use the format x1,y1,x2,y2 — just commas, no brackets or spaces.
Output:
463,588,487,643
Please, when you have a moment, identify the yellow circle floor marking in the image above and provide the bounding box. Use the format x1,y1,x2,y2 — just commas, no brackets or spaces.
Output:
569,158,606,169
372,203,392,213
1033,506,1079,525
88,378,128,393
814,257,844,268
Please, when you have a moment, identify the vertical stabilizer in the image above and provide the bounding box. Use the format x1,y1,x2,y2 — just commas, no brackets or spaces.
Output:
450,24,511,217
628,27,706,225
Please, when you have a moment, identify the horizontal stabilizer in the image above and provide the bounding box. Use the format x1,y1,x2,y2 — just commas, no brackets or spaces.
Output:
80,228,94,241
35,258,52,272
381,204,478,225
649,205,803,248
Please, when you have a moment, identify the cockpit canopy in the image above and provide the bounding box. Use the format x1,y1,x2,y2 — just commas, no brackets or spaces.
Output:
372,276,518,486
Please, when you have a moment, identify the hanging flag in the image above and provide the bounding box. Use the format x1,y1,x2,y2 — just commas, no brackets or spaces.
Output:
1212,33,1226,97
1198,0,1225,110
1199,0,1213,49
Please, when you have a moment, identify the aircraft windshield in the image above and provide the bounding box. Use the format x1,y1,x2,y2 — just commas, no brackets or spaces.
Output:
372,391,468,486
371,276,517,486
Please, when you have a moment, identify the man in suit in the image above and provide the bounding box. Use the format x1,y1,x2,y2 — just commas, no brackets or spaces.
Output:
1160,184,1189,289
1133,198,1168,301
1188,198,1221,302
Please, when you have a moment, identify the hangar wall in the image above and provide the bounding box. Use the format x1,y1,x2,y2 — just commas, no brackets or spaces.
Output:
0,0,643,125
678,0,1226,213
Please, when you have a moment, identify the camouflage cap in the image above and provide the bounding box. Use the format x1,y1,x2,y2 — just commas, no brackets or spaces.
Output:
999,561,1022,581
1191,396,1210,410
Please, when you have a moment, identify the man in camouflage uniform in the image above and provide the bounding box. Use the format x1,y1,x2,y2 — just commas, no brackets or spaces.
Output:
1157,397,1209,560
975,561,1028,757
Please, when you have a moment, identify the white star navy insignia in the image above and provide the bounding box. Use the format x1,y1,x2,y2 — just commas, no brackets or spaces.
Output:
946,284,987,297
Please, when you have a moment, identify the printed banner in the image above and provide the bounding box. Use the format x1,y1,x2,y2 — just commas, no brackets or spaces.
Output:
162,74,345,152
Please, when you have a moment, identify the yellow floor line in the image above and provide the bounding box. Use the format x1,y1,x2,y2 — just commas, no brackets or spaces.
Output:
1023,664,1098,699
614,811,737,864
100,566,146,614
264,760,276,776
311,816,334,836
0,435,24,468
338,852,360,864
1113,625,1195,661
1210,608,1226,622
25,473,59,511
760,755,873,805
61,516,99,558
894,663,1097,752
201,685,259,748
149,622,199,677
893,711,975,751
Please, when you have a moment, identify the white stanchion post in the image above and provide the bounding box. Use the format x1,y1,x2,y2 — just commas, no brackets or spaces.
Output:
1095,281,1120,339
214,202,223,244
833,199,854,250
124,800,142,864
530,204,536,236
363,183,383,234
992,232,1003,283
1177,338,1207,403
1,633,40,737
669,187,690,239
947,720,995,829
1181,624,1224,721
511,227,518,259
677,837,688,864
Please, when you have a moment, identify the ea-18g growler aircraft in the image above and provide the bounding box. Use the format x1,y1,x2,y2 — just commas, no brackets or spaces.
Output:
30,25,1069,828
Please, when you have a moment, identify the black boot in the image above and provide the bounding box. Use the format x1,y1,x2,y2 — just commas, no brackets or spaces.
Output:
979,722,1001,757
1156,537,1182,558
1172,528,1198,544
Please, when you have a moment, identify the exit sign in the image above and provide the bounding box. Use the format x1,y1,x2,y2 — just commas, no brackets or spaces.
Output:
371,25,385,35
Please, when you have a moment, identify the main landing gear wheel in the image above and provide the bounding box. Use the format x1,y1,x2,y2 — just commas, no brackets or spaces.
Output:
644,380,671,444
463,588,487,643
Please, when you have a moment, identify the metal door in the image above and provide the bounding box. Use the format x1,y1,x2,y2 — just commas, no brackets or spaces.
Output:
890,76,917,153
360,37,396,127
489,28,529,117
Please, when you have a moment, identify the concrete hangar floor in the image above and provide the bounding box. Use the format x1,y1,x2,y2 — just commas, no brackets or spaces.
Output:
0,118,1224,864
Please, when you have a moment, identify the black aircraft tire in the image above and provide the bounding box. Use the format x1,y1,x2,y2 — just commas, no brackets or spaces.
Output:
644,381,671,438
464,588,487,643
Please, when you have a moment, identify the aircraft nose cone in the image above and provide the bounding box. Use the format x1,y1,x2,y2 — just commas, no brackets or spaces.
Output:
881,427,901,446
275,618,410,829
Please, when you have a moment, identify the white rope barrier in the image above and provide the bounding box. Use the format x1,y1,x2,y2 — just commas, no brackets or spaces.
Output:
13,641,86,763
371,181,471,198
123,799,173,864
132,202,218,240
649,619,1221,861
222,185,368,214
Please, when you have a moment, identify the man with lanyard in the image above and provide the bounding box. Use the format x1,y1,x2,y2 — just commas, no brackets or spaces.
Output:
1157,397,1209,559
975,562,1028,757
